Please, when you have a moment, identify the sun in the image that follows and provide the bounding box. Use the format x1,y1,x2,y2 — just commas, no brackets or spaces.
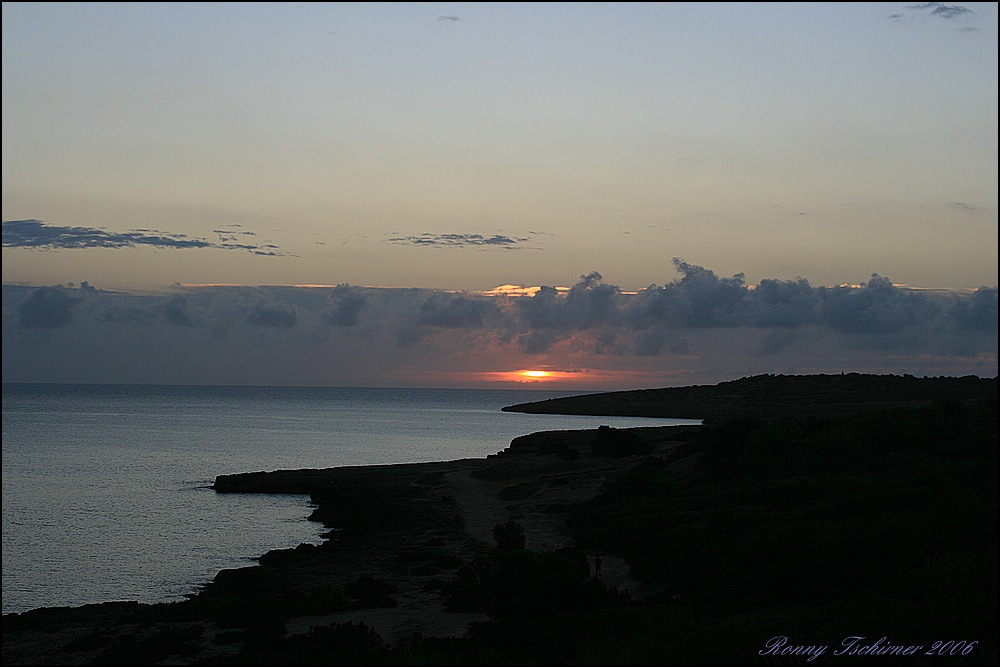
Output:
519,370,552,379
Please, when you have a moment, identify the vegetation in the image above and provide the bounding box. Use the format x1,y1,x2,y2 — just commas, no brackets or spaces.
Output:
491,519,526,552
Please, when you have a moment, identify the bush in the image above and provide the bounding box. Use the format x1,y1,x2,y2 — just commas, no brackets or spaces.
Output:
445,548,629,617
492,519,525,551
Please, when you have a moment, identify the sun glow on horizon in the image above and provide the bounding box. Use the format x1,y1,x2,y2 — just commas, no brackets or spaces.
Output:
403,367,700,392
477,368,595,385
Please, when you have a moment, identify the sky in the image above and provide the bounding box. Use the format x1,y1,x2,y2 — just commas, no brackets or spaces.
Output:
2,2,997,391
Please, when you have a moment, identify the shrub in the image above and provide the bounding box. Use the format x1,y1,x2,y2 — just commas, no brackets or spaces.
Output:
492,519,526,551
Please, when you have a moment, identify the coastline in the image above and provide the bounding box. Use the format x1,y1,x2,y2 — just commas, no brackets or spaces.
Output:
2,424,699,664
4,374,995,665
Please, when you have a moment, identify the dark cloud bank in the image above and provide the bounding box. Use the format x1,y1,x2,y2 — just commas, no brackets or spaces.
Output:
3,260,996,387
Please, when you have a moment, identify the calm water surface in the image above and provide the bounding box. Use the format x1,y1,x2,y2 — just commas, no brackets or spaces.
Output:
2,383,699,615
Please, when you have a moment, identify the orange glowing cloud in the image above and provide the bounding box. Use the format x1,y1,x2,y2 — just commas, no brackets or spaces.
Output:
476,284,570,297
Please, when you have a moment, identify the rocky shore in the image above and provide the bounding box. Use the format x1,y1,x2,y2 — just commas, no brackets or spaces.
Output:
1,424,700,665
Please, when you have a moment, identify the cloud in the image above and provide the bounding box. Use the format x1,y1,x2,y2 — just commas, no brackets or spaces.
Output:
818,274,933,335
418,292,498,328
892,2,980,30
100,295,195,327
949,286,998,331
246,300,298,328
903,2,974,19
624,260,748,330
2,219,286,254
15,286,81,328
514,272,623,331
322,285,367,327
3,263,996,388
387,232,534,249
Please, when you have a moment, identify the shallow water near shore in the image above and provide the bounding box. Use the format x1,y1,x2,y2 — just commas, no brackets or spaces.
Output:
2,383,699,615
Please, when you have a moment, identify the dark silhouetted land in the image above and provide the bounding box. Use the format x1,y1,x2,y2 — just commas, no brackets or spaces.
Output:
2,373,996,664
503,372,997,421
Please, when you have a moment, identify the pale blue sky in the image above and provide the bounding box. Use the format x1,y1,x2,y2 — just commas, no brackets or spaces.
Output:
3,2,997,294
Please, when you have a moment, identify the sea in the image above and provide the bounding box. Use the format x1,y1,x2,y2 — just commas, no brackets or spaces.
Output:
2,383,700,616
